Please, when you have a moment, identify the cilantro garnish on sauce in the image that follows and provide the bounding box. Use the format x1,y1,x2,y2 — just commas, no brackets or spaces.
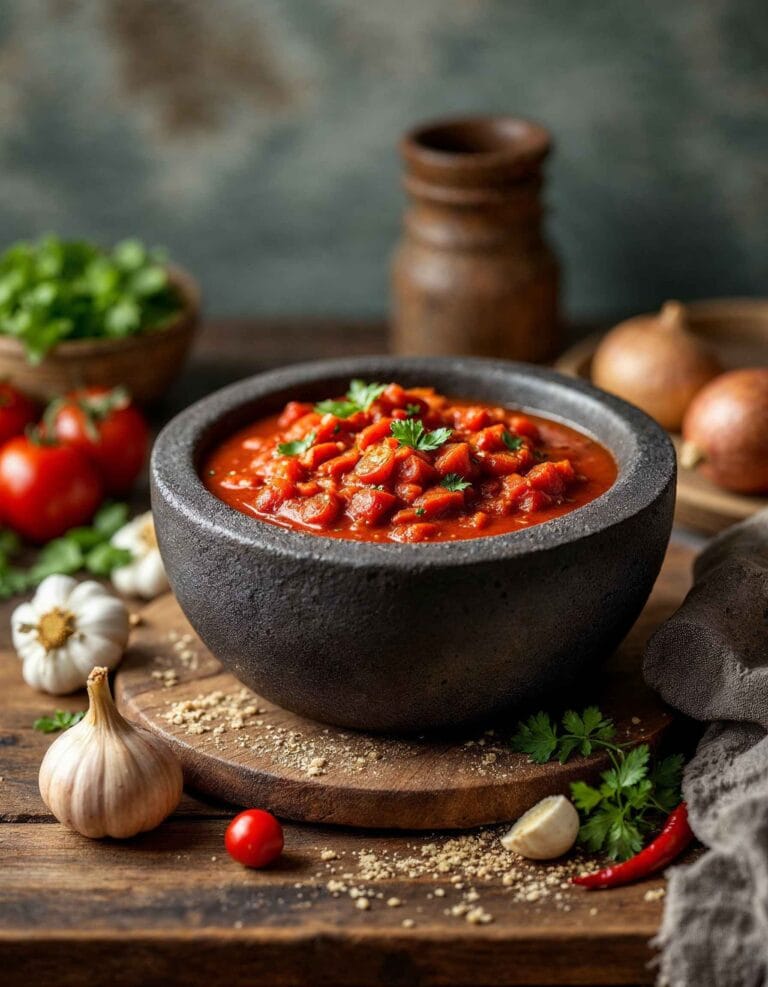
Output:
277,430,316,457
314,379,386,418
390,419,452,452
440,473,471,492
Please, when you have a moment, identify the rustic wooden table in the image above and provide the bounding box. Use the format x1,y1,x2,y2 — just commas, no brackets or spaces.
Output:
0,321,699,986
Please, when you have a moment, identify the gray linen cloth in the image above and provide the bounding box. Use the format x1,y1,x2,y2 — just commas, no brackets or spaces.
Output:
644,513,768,987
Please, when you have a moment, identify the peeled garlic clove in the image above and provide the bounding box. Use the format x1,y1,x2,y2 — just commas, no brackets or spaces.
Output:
39,666,183,839
501,795,579,860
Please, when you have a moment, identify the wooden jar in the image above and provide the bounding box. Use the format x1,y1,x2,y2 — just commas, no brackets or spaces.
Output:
391,116,560,361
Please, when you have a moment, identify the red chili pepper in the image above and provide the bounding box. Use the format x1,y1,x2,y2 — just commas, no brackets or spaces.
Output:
572,802,694,890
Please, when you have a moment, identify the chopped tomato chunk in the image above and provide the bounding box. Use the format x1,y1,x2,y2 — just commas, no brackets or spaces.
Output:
509,415,540,441
434,441,473,478
319,448,360,479
397,453,438,487
347,488,397,527
354,444,396,485
254,478,295,513
414,487,465,518
277,401,312,429
480,448,534,476
300,441,344,469
358,418,395,449
526,461,569,498
390,522,440,543
519,489,552,513
295,491,343,527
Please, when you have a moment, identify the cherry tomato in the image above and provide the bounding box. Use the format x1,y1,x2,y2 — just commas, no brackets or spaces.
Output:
0,383,37,447
47,386,149,495
0,437,103,543
225,809,284,869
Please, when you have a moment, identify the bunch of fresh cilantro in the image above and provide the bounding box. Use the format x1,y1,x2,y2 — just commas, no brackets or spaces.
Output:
0,501,132,599
511,706,683,861
0,236,183,362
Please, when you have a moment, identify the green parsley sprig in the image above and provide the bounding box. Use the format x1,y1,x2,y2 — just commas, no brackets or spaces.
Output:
440,473,471,492
390,419,452,452
277,430,316,457
0,501,132,599
33,710,85,733
502,431,524,451
0,236,183,363
511,706,683,861
511,706,622,764
572,747,683,860
314,379,387,418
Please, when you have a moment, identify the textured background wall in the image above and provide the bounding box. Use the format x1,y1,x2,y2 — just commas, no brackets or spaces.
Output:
0,0,766,325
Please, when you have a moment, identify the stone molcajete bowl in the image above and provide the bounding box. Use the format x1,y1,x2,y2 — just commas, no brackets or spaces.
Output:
151,357,675,734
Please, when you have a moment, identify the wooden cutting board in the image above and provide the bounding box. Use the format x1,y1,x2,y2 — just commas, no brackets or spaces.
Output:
113,548,689,830
556,321,768,535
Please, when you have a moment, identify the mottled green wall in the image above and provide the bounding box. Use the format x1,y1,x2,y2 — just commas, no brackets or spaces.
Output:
0,0,765,323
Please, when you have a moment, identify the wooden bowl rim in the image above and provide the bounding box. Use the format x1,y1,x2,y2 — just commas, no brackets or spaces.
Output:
0,263,200,362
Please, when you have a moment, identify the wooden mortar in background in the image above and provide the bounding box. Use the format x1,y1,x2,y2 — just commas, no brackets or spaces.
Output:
391,116,560,361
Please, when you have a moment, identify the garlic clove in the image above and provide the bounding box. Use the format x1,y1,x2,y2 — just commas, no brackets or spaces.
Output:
501,794,580,860
39,666,183,839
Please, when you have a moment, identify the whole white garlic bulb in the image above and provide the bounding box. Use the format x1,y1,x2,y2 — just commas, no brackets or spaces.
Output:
39,666,183,838
501,795,579,860
13,575,130,695
110,511,169,600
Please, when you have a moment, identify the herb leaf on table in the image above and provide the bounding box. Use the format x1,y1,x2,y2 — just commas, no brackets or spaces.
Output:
511,705,684,861
33,710,85,733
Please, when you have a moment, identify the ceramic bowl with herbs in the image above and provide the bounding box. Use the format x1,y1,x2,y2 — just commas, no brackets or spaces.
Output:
151,356,676,733
0,236,200,404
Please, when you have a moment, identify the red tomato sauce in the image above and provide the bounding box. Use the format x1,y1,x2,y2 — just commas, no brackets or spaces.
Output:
202,381,617,544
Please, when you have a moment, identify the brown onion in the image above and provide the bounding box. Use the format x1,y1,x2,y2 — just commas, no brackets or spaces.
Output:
681,368,768,494
592,301,722,430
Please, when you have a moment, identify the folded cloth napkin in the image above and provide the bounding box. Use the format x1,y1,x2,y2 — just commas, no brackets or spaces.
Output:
644,512,768,987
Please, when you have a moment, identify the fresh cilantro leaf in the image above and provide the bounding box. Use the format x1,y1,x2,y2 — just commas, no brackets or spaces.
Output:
511,711,559,764
0,236,182,362
578,807,616,852
277,430,316,457
28,538,84,583
33,710,85,734
440,473,471,492
405,403,422,416
314,399,359,419
93,501,130,538
0,529,21,560
614,743,651,788
390,419,452,452
347,379,386,411
415,507,426,517
649,754,684,813
85,543,133,577
560,705,617,759
502,431,524,451
605,815,645,861
570,780,602,813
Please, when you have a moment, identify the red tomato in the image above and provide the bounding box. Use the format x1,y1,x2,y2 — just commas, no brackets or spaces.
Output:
0,437,103,542
48,387,149,495
0,383,37,447
225,809,284,869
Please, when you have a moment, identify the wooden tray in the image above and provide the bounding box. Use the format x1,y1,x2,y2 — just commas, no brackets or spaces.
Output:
556,299,768,535
113,550,688,830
